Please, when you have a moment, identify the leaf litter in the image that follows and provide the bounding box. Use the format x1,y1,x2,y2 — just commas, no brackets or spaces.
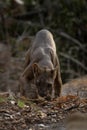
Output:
0,94,87,130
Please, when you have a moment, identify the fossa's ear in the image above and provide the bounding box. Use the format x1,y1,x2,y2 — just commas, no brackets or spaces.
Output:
32,63,43,77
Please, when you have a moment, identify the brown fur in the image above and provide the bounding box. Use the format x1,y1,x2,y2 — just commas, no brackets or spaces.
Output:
20,29,62,100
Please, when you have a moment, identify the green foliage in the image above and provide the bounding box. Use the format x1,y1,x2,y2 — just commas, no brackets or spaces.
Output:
17,100,25,108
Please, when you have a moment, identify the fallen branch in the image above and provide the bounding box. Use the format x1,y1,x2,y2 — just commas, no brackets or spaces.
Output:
0,92,9,97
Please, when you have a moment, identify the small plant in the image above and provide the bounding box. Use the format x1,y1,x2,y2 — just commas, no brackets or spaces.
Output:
17,100,25,108
0,97,6,103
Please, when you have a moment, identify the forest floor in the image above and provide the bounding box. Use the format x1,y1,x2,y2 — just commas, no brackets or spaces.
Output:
0,94,87,130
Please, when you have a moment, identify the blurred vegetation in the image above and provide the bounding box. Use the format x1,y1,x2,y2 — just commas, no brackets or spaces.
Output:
0,0,87,83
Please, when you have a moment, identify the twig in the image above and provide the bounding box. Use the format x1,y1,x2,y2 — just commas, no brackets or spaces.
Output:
61,70,80,77
58,31,87,53
13,9,45,20
60,52,87,72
